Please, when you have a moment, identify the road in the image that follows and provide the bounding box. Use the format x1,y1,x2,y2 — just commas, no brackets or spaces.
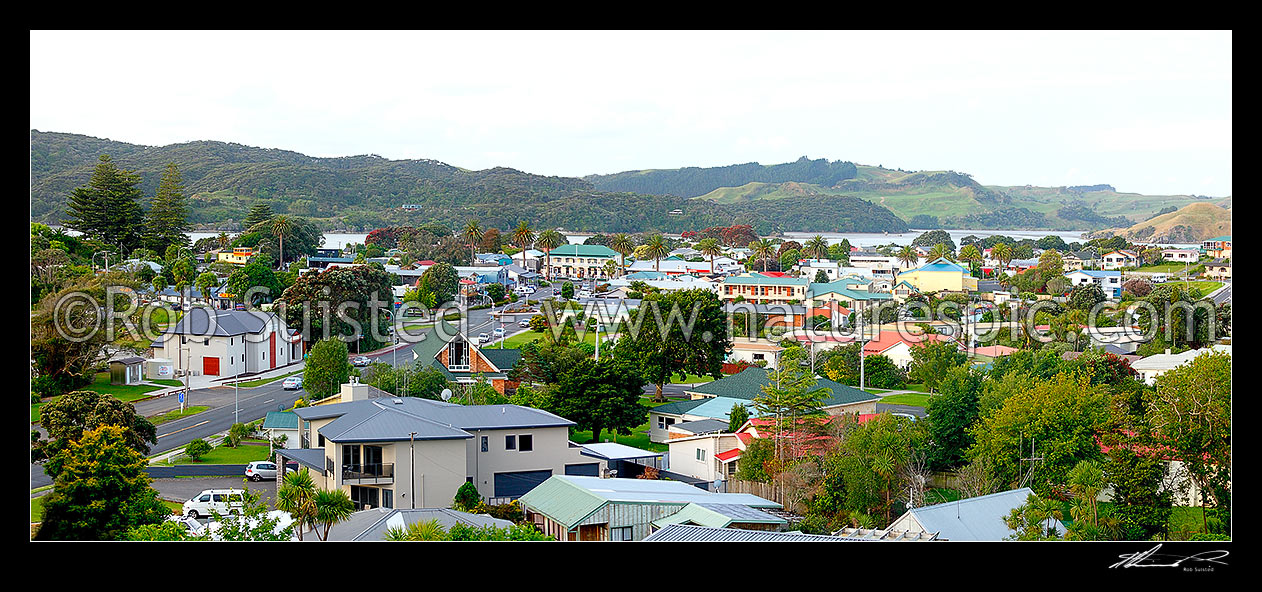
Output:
1211,280,1231,305
31,377,306,489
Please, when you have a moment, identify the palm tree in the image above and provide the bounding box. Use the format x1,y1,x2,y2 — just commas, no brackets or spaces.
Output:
609,233,634,277
385,518,448,541
896,245,919,269
959,244,982,276
992,242,1014,271
462,220,483,266
535,229,564,281
1033,496,1064,538
511,221,535,272
644,234,669,273
749,239,776,273
276,469,317,541
313,488,356,541
216,232,229,249
928,242,955,262
270,215,295,270
804,235,829,261
696,238,723,276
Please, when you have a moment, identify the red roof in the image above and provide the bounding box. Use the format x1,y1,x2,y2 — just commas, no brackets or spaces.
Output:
863,331,947,355
857,413,880,424
759,271,790,278
715,448,743,462
735,432,753,446
971,345,1018,357
417,260,436,265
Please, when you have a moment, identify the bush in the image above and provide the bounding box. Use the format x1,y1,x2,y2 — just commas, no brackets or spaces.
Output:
186,439,211,462
224,422,249,448
453,482,481,512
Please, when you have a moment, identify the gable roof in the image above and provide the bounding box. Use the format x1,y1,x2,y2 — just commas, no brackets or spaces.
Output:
548,244,619,258
904,257,969,274
479,348,522,372
651,503,788,529
293,396,574,443
262,411,299,430
643,523,862,542
863,331,949,355
321,507,513,541
807,280,892,301
685,366,879,408
169,308,283,337
896,487,1050,541
519,475,780,530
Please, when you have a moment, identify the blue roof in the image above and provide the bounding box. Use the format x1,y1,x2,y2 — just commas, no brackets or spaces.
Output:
808,281,893,301
907,257,969,273
308,256,355,264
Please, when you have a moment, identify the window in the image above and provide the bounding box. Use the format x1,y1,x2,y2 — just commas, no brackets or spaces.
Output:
505,435,516,450
343,444,361,468
696,448,704,461
753,353,765,361
657,416,665,429
449,338,469,370
318,434,324,447
611,526,633,541
481,436,488,452
518,434,533,452
383,489,393,509
199,494,211,502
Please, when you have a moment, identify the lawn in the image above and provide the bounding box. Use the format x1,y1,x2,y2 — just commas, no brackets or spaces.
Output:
31,496,46,523
161,500,184,514
151,406,209,425
567,396,672,453
1136,262,1195,274
83,372,162,401
1158,281,1223,294
232,369,304,388
171,443,272,465
668,373,717,385
902,383,931,393
924,487,961,505
500,329,609,349
150,379,184,387
878,393,932,407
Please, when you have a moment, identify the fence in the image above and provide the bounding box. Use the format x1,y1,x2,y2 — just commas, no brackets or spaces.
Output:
726,478,810,514
928,470,963,491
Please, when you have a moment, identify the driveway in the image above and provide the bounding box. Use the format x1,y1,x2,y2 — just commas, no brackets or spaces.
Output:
151,476,279,508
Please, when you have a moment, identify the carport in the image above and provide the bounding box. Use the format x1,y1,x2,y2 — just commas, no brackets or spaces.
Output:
579,442,664,479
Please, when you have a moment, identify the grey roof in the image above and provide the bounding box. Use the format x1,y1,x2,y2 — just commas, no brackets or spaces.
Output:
276,448,326,471
579,442,663,461
644,524,866,542
169,308,277,337
671,418,730,435
896,487,1059,541
110,356,146,365
292,396,575,444
319,508,514,541
695,503,787,523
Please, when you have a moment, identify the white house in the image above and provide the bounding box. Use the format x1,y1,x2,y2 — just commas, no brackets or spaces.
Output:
150,308,303,378
1161,248,1200,263
1130,345,1231,386
1064,270,1122,298
1101,250,1140,270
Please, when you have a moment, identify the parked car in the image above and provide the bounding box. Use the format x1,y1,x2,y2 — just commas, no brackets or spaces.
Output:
182,489,246,519
245,461,279,481
518,319,532,328
516,285,535,295
164,514,208,536
577,290,593,299
282,376,303,390
352,356,371,367
477,332,491,344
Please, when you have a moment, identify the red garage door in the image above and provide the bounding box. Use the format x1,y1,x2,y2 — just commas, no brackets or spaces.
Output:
203,357,219,376
269,333,276,369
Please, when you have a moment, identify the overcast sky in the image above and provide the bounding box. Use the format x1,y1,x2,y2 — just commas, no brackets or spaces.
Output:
30,30,1231,196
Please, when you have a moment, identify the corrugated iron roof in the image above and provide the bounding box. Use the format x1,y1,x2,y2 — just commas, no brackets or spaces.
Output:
643,524,865,542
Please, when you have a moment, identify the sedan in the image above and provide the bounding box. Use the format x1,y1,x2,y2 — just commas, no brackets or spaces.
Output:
282,376,303,390
518,319,532,328
493,327,505,337
352,356,372,367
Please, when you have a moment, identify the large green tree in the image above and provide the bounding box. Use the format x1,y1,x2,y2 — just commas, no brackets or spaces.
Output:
418,262,459,306
64,155,146,256
303,339,352,400
34,425,169,541
614,289,731,402
753,345,832,460
39,390,159,479
144,162,191,255
279,263,397,351
925,364,983,471
547,357,648,443
226,257,285,306
907,340,968,393
244,203,274,230
821,344,906,389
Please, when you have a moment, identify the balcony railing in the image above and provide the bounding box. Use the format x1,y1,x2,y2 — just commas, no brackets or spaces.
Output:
342,463,394,484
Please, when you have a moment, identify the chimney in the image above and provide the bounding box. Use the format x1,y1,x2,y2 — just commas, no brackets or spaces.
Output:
341,381,374,402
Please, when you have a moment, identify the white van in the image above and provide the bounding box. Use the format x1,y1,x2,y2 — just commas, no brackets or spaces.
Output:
183,489,246,519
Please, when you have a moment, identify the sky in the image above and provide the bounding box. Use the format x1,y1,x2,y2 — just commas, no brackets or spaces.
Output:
30,30,1232,196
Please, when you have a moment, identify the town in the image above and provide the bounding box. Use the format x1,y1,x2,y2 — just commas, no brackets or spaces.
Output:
31,187,1231,541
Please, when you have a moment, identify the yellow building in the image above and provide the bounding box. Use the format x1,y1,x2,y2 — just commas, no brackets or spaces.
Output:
895,258,978,293
216,247,254,265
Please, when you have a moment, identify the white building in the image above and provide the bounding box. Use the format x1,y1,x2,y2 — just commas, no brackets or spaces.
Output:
150,308,302,378
1131,345,1231,386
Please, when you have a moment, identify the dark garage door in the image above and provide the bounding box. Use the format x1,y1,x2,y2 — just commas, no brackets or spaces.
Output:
494,470,553,498
565,463,600,477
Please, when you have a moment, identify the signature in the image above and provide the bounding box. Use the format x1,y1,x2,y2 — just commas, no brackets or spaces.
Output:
1110,544,1229,569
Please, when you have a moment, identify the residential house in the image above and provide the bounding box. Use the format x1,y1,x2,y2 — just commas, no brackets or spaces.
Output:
1082,326,1149,354
648,396,756,444
862,330,951,369
215,247,255,265
1130,344,1231,386
262,411,299,449
1064,269,1123,298
1062,250,1098,271
727,339,784,369
650,503,788,532
1202,235,1231,259
1204,259,1231,280
846,251,901,281
1101,249,1140,270
723,301,810,332
518,475,781,541
150,308,302,378
887,487,1066,541
546,244,620,279
720,274,809,305
644,523,937,542
411,322,522,394
306,256,356,270
278,381,600,509
796,259,874,283
1161,248,1200,263
894,258,979,293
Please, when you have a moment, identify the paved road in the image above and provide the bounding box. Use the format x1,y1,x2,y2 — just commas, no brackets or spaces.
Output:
151,476,279,507
31,380,305,490
1211,280,1232,305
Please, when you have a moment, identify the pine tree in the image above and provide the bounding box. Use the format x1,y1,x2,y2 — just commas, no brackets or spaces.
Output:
65,155,144,254
144,162,191,254
244,203,274,230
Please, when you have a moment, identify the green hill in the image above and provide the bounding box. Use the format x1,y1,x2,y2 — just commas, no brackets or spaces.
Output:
1095,202,1232,243
29,131,908,235
584,156,859,198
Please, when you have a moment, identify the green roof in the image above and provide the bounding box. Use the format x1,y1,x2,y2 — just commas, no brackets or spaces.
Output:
649,398,709,415
263,411,299,430
651,503,788,528
807,281,893,301
1207,235,1231,242
549,244,619,258
480,348,522,372
685,367,879,407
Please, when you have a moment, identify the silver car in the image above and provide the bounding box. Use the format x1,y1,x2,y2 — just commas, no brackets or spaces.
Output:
245,461,278,481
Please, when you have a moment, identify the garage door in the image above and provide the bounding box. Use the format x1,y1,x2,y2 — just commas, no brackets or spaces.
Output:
565,463,600,477
203,357,219,376
493,470,552,498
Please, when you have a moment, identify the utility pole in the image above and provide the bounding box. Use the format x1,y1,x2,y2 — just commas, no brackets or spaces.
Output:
409,431,417,509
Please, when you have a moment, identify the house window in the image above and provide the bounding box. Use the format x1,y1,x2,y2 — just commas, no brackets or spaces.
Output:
657,416,665,429
505,435,516,450
696,448,704,461
481,436,488,452
449,338,469,370
611,526,633,541
753,353,765,361
518,434,533,452
382,489,393,509
318,434,324,447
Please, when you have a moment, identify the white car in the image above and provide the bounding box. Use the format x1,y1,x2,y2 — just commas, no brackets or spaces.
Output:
477,332,491,344
493,327,505,337
577,290,593,299
352,356,372,367
282,376,303,390
183,489,246,519
516,285,535,295
517,319,532,328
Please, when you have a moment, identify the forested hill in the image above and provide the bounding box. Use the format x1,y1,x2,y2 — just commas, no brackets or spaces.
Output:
29,131,908,234
584,157,860,198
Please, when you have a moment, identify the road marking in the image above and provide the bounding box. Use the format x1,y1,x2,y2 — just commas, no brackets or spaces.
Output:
264,399,274,403
158,420,210,439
